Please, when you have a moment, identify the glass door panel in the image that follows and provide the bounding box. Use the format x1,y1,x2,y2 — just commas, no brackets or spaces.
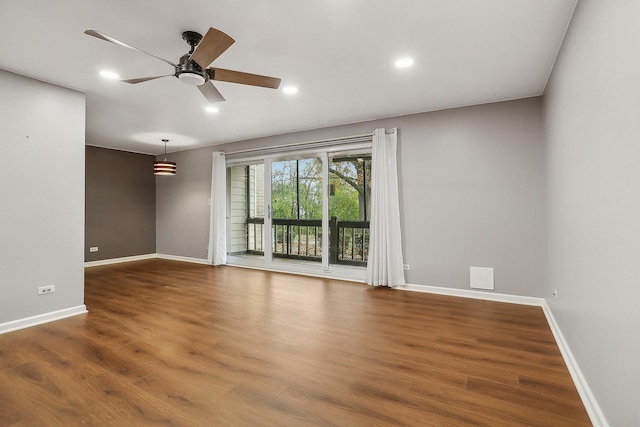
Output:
271,157,323,262
227,163,265,257
328,153,372,266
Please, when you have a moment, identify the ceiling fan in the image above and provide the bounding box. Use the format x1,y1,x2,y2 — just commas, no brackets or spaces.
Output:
85,27,281,103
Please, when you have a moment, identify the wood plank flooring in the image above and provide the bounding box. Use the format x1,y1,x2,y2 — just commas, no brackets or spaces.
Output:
0,259,591,426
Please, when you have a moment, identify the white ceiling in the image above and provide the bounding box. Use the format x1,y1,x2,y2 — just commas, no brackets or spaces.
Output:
0,0,577,155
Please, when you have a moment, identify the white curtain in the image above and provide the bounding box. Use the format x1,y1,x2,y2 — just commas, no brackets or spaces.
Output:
366,128,405,287
207,152,227,265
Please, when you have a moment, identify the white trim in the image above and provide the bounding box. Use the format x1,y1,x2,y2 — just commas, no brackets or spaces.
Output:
226,142,373,166
0,305,87,335
397,283,544,306
226,255,366,283
155,254,210,265
84,253,156,267
541,301,609,427
224,134,373,162
84,253,210,268
263,159,273,264
320,152,330,271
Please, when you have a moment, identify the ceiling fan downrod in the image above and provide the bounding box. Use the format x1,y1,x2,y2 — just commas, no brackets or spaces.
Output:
182,31,203,54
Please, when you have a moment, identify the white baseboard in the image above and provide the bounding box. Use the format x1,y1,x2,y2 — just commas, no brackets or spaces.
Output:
0,305,88,335
541,301,609,427
84,253,210,268
397,283,545,306
84,253,156,267
155,254,210,265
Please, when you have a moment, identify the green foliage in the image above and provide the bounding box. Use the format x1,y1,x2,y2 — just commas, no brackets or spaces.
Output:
269,156,370,221
271,161,297,218
329,181,359,219
271,158,323,219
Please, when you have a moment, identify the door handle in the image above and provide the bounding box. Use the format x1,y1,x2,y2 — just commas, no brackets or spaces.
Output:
267,204,271,220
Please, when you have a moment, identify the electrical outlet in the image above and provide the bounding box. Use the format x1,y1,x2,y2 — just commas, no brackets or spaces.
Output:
403,264,410,270
89,246,98,252
552,289,558,299
37,285,55,295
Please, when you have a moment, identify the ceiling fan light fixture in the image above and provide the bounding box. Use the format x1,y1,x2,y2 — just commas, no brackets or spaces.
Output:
178,72,206,86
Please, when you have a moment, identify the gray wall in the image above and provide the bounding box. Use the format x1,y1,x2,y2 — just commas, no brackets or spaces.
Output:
543,0,640,424
157,97,545,297
398,99,545,296
156,147,212,259
85,146,156,261
0,70,85,325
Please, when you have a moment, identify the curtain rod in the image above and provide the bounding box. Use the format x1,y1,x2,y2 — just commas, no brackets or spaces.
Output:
222,128,395,157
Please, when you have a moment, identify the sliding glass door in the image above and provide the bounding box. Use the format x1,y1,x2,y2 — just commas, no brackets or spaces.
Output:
226,148,371,275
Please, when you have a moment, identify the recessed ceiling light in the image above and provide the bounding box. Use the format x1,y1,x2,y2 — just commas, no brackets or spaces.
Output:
394,58,414,68
99,70,120,80
205,106,219,113
283,86,298,95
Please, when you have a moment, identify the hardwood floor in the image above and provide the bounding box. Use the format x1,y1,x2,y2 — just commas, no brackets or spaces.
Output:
0,259,590,426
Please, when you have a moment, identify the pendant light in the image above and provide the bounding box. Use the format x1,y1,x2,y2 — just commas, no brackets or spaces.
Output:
154,139,176,175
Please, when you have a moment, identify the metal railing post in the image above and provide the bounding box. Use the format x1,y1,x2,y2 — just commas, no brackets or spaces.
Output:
329,216,339,264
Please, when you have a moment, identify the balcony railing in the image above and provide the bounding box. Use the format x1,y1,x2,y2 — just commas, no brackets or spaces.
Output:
245,217,369,266
329,217,370,267
273,218,323,261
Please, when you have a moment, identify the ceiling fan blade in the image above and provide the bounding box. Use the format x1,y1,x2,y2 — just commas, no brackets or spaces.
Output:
198,81,226,103
210,68,281,89
84,29,177,68
189,27,235,69
122,75,173,84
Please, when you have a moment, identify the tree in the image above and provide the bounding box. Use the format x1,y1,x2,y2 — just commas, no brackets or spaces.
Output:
271,160,298,218
329,157,371,220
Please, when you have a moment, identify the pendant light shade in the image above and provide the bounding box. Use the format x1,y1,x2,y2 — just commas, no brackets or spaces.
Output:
154,160,177,175
155,139,176,176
